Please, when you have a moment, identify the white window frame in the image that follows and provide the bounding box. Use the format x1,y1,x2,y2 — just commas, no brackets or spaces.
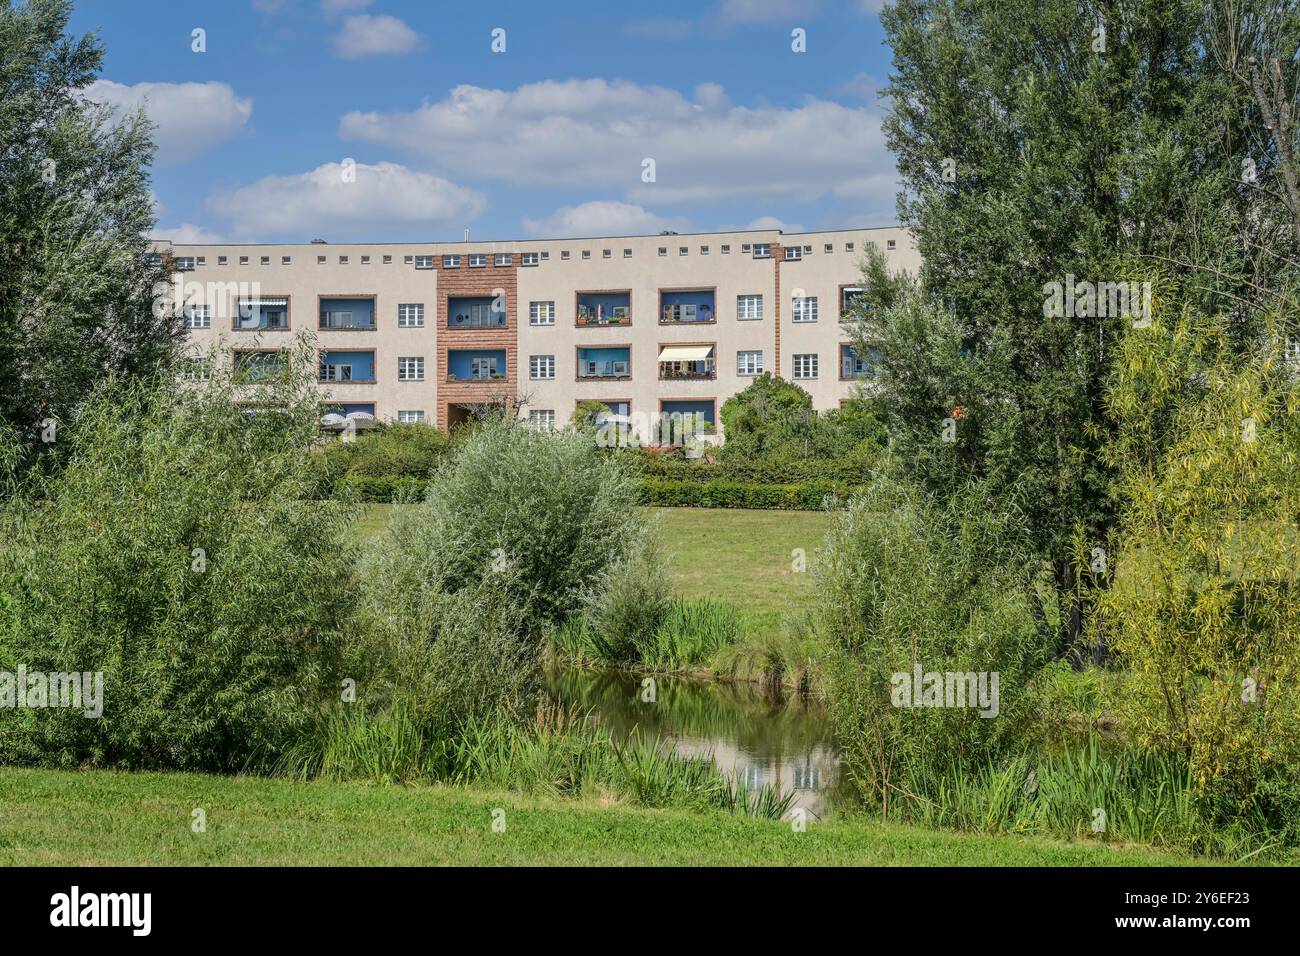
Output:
792,295,819,323
737,294,763,321
414,255,434,269
529,301,555,326
397,410,426,424
752,243,771,259
186,304,211,329
442,255,461,268
398,356,425,382
398,303,425,328
528,409,556,431
784,246,802,261
793,353,819,380
737,351,763,376
468,254,488,267
495,253,511,266
529,354,556,380
183,356,211,381
521,252,540,267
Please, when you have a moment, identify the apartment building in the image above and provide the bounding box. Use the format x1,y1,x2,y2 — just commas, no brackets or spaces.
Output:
156,225,920,440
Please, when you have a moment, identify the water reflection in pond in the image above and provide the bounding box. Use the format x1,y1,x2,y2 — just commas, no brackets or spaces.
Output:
544,666,845,818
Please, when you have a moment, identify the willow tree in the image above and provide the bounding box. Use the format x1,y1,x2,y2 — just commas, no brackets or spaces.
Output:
1096,277,1300,813
0,0,180,463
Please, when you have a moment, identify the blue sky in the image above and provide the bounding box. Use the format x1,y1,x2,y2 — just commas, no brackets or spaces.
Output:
72,0,898,243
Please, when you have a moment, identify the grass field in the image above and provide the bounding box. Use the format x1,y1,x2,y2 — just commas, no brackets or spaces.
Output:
0,767,1223,866
358,504,833,642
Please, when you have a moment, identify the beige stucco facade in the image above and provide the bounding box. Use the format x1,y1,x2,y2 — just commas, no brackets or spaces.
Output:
154,224,920,438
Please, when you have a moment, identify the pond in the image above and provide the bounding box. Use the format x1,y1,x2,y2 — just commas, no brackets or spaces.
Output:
544,666,846,818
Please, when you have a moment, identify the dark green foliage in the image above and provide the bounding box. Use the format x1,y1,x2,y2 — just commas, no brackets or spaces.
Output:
638,477,862,510
0,0,182,464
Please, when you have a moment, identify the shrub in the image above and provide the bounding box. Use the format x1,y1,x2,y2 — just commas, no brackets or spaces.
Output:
578,540,672,663
0,356,360,772
369,417,648,636
815,478,1049,815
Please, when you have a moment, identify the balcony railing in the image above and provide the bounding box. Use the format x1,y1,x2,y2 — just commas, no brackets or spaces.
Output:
319,312,374,330
578,362,631,380
446,372,507,383
659,362,716,381
576,311,630,327
448,313,506,329
660,305,715,325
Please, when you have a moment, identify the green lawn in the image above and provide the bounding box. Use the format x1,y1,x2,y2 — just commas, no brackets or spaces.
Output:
0,767,1221,866
357,504,834,640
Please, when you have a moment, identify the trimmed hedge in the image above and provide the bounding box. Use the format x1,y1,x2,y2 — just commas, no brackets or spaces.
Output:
637,477,863,510
634,454,877,485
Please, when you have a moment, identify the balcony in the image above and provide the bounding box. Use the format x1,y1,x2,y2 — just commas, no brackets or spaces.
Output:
841,287,870,320
577,347,631,381
447,349,507,382
319,350,376,383
319,296,375,330
233,350,287,383
660,289,716,325
576,292,631,327
659,400,717,439
658,345,715,380
448,296,506,329
841,344,880,380
234,297,289,331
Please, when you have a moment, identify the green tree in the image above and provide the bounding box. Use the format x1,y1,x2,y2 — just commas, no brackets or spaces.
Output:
0,0,181,462
869,0,1292,659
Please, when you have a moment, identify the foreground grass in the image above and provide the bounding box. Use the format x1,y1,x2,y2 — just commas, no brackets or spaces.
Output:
0,767,1226,866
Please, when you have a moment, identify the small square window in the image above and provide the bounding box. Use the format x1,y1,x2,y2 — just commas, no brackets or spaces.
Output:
540,252,549,260
361,255,370,264
741,244,751,253
658,247,667,257
469,254,487,267
582,250,591,260
404,255,414,264
260,256,270,265
196,256,206,266
218,256,228,265
623,249,632,258
845,242,855,252
415,256,433,269
887,239,897,250
700,246,709,255
521,252,539,266
280,256,289,265
561,250,571,260
443,255,460,268
495,253,511,266
679,247,688,256
239,256,249,265
602,249,611,259
339,256,348,264
317,256,326,264
824,244,833,253
383,255,392,264
721,244,731,254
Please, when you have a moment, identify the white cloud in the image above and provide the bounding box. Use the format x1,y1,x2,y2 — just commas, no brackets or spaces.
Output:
743,215,803,232
333,14,419,59
207,161,484,239
522,201,687,238
340,79,894,208
86,80,253,164
322,0,372,16
151,223,226,244
714,0,817,26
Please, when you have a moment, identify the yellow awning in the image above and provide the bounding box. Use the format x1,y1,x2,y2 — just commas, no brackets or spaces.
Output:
658,345,714,362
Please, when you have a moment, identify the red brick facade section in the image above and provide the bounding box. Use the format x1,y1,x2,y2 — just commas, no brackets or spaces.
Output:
771,242,783,379
434,255,519,429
